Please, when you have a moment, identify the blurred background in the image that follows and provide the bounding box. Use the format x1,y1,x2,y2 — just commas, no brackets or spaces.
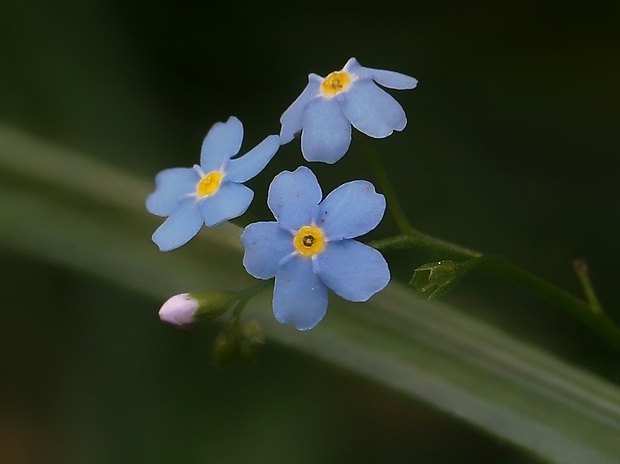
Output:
1,0,619,462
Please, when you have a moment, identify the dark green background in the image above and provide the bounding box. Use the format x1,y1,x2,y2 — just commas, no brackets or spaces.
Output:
1,1,619,463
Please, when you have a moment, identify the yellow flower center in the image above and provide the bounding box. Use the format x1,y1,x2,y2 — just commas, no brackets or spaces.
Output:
196,171,223,197
293,225,326,257
320,71,352,96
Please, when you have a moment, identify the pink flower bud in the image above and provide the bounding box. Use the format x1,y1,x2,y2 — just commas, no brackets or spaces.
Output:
158,293,199,326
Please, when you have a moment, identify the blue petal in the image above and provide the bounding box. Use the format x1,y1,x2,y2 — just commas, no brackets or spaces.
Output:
146,167,199,217
279,74,321,144
199,182,253,227
200,116,244,171
241,222,294,279
301,97,351,163
317,180,386,240
152,198,203,251
316,239,390,302
339,79,407,138
273,256,328,330
227,134,280,183
267,166,322,231
344,57,418,90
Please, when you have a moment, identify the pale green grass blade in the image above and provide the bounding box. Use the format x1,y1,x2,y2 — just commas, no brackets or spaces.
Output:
2,125,620,464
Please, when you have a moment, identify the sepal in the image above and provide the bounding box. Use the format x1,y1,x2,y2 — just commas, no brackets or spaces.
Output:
210,317,266,367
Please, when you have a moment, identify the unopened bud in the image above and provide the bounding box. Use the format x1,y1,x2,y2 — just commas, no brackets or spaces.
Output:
211,318,266,367
159,293,200,326
159,291,238,327
238,319,266,364
211,325,238,367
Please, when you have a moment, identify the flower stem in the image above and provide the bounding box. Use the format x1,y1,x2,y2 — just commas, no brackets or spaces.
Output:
359,136,620,352
573,259,603,314
485,256,620,351
238,280,271,301
370,231,482,259
371,233,620,353
361,139,413,234
232,281,272,318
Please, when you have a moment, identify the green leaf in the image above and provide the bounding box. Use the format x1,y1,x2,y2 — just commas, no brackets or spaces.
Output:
2,125,620,464
410,259,465,298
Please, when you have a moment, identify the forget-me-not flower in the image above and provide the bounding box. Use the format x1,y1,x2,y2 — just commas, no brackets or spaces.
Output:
240,166,390,330
147,116,280,251
279,57,417,164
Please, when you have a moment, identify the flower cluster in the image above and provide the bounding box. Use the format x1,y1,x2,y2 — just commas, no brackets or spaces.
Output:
148,57,417,330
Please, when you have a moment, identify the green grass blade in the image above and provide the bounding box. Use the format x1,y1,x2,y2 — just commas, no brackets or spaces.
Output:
2,125,620,464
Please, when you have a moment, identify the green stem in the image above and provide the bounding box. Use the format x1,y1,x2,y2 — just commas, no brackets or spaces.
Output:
238,280,271,301
360,136,620,352
370,232,482,259
573,259,603,314
486,257,620,351
361,139,413,234
362,139,479,259
372,234,620,353
232,280,272,318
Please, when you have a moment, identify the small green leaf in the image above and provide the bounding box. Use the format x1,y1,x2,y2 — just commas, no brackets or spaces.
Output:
410,260,465,299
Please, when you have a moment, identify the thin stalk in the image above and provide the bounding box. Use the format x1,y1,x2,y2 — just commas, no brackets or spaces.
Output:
360,135,620,352
232,280,272,318
573,259,603,314
361,139,413,234
486,256,620,352
370,232,481,259
371,234,620,353
238,280,271,302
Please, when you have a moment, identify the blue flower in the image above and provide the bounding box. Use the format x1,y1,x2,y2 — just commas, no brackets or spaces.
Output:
240,166,390,330
279,57,418,164
147,116,280,251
